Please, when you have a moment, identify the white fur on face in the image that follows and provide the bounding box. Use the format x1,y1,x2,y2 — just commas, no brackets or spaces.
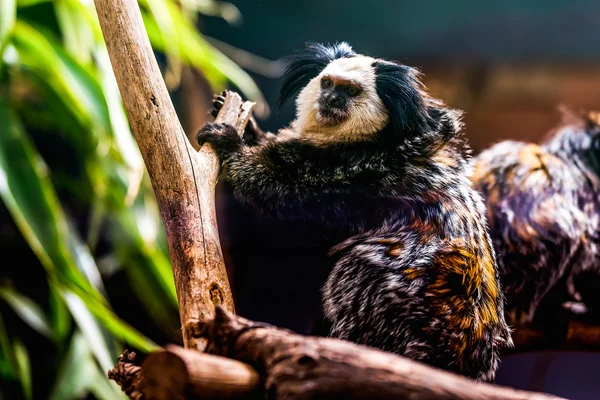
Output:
293,56,389,143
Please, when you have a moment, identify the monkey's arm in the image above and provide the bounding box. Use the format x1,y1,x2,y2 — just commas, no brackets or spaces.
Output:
196,123,389,221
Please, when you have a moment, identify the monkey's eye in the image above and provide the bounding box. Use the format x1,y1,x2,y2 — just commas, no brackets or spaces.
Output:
321,79,333,89
345,86,360,97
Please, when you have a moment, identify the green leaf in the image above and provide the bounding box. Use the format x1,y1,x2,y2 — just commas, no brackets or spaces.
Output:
181,0,242,26
94,46,144,199
48,282,72,341
0,0,15,50
140,1,266,106
16,0,50,6
88,364,127,400
123,255,179,334
0,102,102,302
0,313,16,379
12,21,112,138
13,339,32,400
0,286,52,338
115,194,177,305
145,0,180,63
60,290,115,373
66,287,158,353
49,331,96,400
54,0,97,65
65,218,106,294
50,331,123,400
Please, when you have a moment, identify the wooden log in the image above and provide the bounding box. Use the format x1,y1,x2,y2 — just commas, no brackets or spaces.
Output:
92,0,255,349
141,345,260,400
127,307,562,400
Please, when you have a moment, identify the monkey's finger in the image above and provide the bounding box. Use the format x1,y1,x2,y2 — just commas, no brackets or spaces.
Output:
212,92,226,101
213,96,226,107
211,95,226,108
210,96,226,118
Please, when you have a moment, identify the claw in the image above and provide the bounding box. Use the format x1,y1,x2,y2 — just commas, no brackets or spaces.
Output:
210,94,227,118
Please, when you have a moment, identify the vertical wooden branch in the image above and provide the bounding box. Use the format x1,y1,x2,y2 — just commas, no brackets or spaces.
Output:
93,0,253,349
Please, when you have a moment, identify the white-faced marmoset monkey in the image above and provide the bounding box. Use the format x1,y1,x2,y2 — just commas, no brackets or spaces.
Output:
472,108,600,336
198,42,512,382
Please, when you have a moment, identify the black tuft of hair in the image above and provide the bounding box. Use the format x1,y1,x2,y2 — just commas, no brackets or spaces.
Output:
373,61,433,136
276,42,356,109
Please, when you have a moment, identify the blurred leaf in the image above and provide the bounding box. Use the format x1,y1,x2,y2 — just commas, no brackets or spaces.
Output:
61,290,115,373
13,339,32,400
16,0,50,6
0,286,52,339
50,330,124,400
0,102,103,302
48,283,71,341
65,218,106,294
88,364,127,400
107,190,177,334
140,1,266,107
54,0,97,65
123,255,179,334
116,196,177,305
0,0,15,51
12,21,112,138
181,0,242,26
0,314,16,379
49,331,96,400
94,46,144,202
67,287,159,353
9,71,92,141
145,0,181,81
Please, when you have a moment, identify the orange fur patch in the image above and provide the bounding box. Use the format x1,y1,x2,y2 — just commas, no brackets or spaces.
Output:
428,238,499,367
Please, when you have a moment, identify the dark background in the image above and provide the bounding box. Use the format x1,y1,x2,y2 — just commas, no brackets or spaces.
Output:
198,1,600,398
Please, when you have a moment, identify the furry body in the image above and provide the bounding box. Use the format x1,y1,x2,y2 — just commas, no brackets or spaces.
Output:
199,43,511,381
472,110,600,329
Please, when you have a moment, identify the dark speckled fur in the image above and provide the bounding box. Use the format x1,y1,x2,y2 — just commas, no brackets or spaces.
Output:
197,43,512,382
472,109,600,332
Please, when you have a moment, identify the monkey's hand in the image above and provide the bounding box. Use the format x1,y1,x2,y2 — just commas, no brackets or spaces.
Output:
196,123,242,161
210,92,266,146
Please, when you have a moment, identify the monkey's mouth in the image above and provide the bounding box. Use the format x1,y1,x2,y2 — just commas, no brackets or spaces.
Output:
318,105,349,124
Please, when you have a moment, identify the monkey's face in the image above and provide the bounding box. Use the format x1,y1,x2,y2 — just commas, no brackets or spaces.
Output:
295,57,389,141
317,74,361,123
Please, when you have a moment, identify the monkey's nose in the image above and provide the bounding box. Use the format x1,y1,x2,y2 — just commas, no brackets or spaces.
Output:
326,93,346,108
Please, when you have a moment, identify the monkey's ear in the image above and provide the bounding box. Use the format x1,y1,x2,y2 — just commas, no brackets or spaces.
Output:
373,61,433,136
276,42,356,109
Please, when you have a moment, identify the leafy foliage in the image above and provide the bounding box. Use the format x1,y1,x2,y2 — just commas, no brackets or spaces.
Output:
0,1,262,399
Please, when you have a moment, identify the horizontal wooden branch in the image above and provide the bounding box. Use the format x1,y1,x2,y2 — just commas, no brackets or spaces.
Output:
141,345,260,400
111,307,565,400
